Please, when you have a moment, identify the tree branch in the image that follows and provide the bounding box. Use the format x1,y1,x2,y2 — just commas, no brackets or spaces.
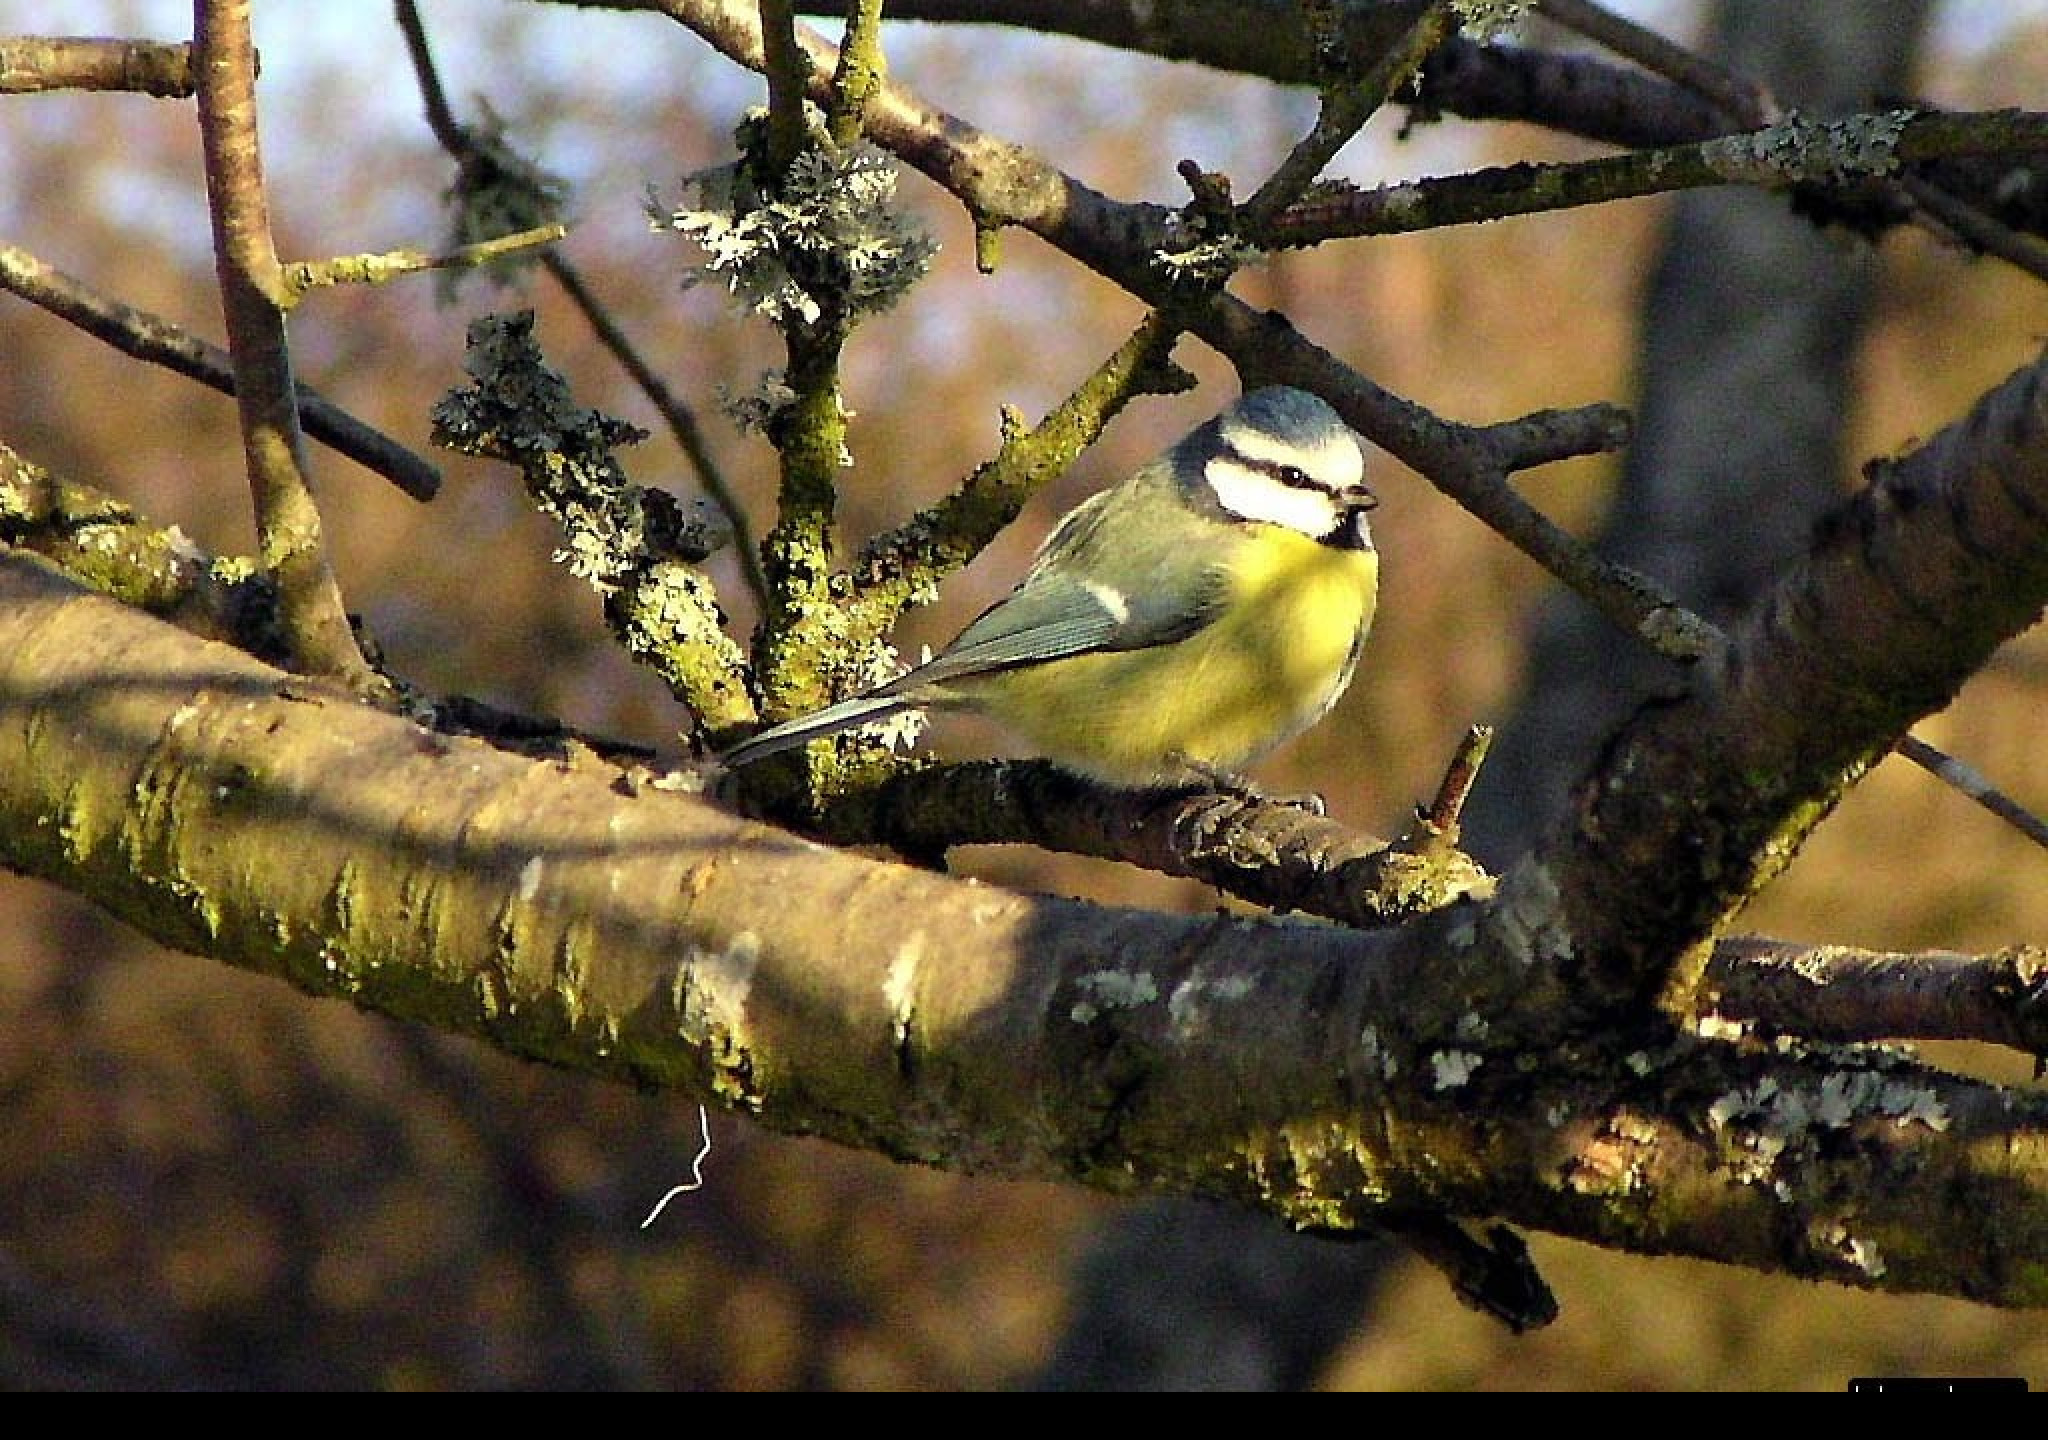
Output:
4,545,2047,1307
1504,345,2048,1022
1265,109,2048,248
855,756,1494,924
0,442,285,660
0,35,197,96
1535,0,1775,127
0,244,440,501
279,224,567,294
191,0,379,687
1705,938,2048,1056
429,312,755,738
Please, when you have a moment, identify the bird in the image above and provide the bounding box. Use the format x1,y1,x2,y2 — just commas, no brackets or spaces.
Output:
719,385,1379,790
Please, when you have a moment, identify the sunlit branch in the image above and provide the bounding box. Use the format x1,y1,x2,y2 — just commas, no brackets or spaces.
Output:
0,35,196,95
280,225,567,295
192,0,380,688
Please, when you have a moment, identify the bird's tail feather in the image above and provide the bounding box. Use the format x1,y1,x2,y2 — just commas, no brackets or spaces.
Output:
718,694,916,770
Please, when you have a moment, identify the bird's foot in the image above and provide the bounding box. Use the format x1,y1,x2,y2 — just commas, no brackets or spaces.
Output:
1175,759,1327,817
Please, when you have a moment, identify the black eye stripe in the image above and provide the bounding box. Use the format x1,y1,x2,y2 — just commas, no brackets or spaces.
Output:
1235,454,1322,491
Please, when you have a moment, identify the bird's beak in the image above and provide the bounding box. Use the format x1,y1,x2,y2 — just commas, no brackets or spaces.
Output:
1333,485,1377,551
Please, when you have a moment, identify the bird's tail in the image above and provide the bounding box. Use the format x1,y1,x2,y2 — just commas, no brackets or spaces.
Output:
718,693,919,770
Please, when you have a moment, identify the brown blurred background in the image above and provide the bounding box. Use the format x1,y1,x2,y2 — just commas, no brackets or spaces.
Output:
3,0,2048,1388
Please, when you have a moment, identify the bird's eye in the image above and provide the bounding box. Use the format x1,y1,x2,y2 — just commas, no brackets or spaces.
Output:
1276,465,1314,490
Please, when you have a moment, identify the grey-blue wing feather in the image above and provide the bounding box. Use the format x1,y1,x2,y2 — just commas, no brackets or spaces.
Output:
894,571,1211,689
723,478,1227,768
884,487,1226,691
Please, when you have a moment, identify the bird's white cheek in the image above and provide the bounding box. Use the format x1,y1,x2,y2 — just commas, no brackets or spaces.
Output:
1205,458,1341,536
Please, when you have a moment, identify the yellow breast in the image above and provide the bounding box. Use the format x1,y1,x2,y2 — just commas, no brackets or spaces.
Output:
966,530,1378,785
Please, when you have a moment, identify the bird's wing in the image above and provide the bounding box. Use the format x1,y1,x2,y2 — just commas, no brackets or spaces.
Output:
886,492,1228,693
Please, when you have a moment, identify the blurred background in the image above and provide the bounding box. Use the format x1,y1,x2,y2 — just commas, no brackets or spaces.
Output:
3,0,2048,1389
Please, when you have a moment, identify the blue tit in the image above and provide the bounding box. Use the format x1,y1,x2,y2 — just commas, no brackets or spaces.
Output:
720,385,1379,788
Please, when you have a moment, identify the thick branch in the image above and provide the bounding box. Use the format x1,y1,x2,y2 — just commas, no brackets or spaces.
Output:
1506,347,2048,1019
3,547,2047,1306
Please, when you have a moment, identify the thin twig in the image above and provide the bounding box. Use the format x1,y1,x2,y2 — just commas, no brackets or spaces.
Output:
1422,724,1493,832
281,224,565,295
853,307,1186,599
1268,109,2048,247
756,0,813,170
1239,1,1456,227
1901,174,2048,287
392,0,461,137
825,0,888,149
1382,724,1496,877
1539,0,2048,288
0,243,438,500
192,0,379,688
1536,0,1774,126
1895,734,2048,851
0,35,195,95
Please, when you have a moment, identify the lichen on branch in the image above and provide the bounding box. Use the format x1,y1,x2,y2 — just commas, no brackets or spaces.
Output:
430,311,753,738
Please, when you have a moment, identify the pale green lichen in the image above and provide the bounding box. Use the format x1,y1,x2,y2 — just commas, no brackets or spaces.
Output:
1488,856,1574,968
1451,0,1530,40
1707,1061,1952,1195
1431,1049,1482,1090
1359,1025,1383,1067
1637,602,1721,661
1359,1025,1399,1080
1152,235,1267,285
1166,968,1256,1040
650,119,937,329
884,933,923,1050
1814,1217,1887,1279
1700,109,1915,189
672,931,765,1109
1070,969,1160,1024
